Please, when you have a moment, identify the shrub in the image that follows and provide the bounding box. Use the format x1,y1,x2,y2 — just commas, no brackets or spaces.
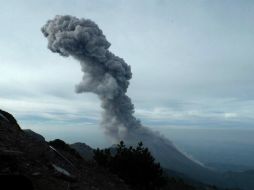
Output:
94,141,166,190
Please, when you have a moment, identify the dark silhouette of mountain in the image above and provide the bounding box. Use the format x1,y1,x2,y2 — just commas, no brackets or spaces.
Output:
70,142,94,160
142,137,222,185
0,109,252,190
70,137,254,190
108,142,222,187
23,129,45,142
0,110,130,190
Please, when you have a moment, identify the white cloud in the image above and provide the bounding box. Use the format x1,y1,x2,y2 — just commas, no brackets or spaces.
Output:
224,113,238,119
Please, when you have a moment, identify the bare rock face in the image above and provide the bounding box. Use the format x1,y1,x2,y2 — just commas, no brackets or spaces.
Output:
0,109,19,125
0,110,130,190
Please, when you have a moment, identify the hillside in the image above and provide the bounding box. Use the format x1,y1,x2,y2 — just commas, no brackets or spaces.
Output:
0,110,208,190
0,109,250,190
0,110,130,190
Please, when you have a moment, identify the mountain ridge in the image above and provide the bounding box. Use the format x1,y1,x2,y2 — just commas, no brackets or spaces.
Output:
0,109,253,190
0,109,130,190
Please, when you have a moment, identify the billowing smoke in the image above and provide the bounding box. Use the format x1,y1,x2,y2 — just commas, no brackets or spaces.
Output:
42,15,209,180
41,15,145,142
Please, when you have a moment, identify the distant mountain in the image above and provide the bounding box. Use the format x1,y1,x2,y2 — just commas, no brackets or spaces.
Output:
140,136,221,184
206,162,254,172
23,129,45,142
70,142,94,161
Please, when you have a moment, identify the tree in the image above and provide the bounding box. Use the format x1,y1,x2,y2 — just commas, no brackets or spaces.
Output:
94,141,166,190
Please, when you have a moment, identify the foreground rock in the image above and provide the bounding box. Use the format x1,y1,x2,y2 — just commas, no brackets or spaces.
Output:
0,110,130,190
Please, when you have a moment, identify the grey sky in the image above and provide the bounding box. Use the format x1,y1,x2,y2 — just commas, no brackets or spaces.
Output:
1,0,254,145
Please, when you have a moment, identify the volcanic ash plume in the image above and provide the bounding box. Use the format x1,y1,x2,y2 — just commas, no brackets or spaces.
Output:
41,15,144,141
42,16,209,179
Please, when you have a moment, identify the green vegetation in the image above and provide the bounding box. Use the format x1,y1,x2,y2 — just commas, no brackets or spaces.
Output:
94,141,166,190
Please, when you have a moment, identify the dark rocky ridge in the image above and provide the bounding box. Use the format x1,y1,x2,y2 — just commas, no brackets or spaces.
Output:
0,110,130,190
0,110,218,190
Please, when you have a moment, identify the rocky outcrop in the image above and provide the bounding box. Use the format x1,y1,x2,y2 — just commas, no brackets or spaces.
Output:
0,110,130,190
0,109,19,125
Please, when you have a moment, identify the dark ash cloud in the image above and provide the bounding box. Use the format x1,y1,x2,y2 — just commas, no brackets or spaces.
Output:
42,15,140,140
42,15,212,181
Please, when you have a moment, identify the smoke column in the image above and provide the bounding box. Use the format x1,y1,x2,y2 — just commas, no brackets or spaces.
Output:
42,16,209,179
41,15,150,142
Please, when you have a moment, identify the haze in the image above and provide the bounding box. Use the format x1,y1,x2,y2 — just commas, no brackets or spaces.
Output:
1,0,254,170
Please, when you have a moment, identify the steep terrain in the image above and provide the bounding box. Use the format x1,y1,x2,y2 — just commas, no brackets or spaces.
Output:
0,110,218,190
0,109,252,190
0,110,130,190
139,135,221,184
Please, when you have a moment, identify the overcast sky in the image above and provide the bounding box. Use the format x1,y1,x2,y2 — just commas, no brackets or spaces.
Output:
1,0,254,145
